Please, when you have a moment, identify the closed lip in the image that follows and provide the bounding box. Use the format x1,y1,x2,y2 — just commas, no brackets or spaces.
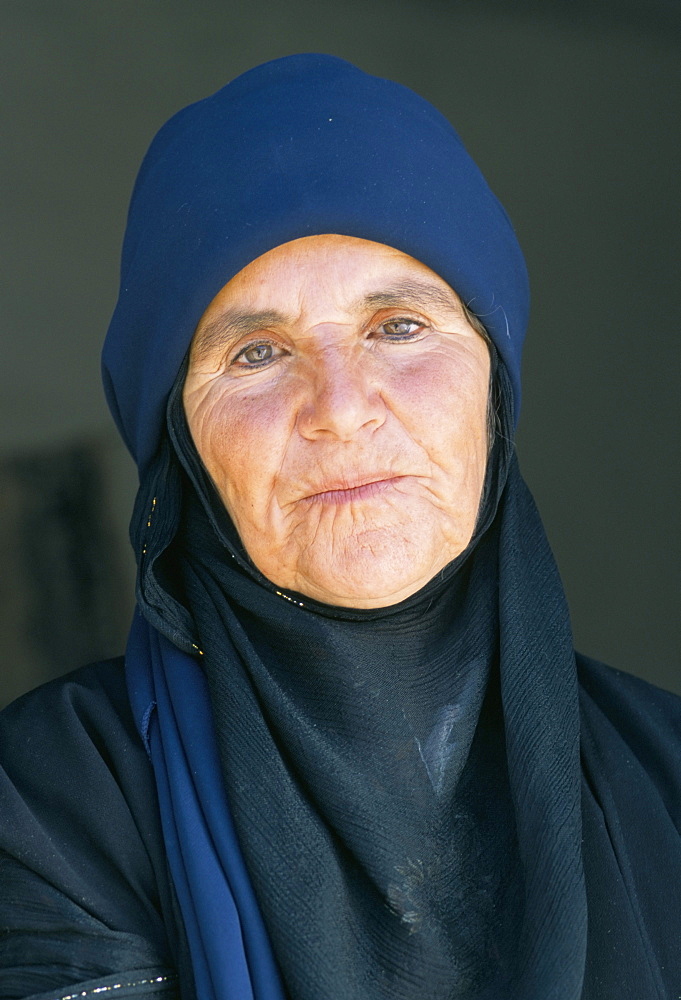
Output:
302,473,408,501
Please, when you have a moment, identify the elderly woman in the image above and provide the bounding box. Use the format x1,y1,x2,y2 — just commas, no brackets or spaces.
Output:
1,54,680,1000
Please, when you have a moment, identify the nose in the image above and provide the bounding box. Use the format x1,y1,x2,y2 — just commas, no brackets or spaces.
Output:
297,346,386,441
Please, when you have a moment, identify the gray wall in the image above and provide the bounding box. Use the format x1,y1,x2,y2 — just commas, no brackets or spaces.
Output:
1,0,679,700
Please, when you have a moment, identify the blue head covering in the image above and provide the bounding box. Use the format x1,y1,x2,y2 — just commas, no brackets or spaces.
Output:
103,53,528,474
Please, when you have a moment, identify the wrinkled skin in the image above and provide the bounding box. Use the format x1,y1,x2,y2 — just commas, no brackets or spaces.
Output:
183,235,490,608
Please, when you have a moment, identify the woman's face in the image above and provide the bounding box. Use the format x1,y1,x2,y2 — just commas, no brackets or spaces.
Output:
183,235,490,608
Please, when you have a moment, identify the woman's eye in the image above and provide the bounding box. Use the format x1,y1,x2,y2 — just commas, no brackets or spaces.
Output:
233,342,280,367
379,318,423,339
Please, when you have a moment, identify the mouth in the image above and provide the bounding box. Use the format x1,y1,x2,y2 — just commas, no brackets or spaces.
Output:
303,475,409,504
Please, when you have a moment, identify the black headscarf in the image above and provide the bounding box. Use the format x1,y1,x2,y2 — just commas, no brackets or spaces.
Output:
127,345,587,999
168,354,524,999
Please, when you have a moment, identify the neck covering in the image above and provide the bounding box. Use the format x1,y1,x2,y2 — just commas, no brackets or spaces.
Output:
107,55,587,999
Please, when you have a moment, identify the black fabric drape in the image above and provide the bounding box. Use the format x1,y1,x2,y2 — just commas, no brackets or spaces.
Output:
115,356,581,1000
1,655,680,998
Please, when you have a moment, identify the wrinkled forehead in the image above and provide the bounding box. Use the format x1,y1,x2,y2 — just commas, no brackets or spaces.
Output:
102,54,528,473
193,235,468,331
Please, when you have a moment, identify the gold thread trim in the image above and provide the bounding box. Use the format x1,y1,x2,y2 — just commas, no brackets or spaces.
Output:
146,496,157,528
275,590,305,608
49,974,175,1000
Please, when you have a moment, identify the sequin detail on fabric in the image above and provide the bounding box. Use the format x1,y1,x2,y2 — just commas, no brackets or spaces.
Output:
45,974,176,1000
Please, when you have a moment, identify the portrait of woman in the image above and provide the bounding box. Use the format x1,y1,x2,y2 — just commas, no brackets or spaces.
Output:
0,51,679,1000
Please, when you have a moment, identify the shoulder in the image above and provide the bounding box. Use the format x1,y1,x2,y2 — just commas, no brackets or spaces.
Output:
577,652,681,827
577,652,681,740
0,657,153,810
0,661,186,997
1,655,132,741
0,655,161,889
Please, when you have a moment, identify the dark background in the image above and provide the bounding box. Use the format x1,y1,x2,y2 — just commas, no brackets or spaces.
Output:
1,0,679,705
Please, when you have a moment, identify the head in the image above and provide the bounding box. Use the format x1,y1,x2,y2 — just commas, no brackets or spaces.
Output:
101,55,528,604
183,234,491,608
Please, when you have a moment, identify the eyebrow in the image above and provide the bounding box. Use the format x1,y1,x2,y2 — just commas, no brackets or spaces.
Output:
359,279,462,314
191,309,288,362
191,278,463,361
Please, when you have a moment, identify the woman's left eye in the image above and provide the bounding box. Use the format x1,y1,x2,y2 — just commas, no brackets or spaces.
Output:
377,318,424,340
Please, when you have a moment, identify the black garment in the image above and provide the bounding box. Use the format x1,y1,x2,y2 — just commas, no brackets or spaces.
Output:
1,655,680,1000
155,367,527,1000
0,660,193,1000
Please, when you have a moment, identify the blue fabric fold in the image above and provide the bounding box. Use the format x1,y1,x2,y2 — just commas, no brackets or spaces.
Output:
125,611,285,1000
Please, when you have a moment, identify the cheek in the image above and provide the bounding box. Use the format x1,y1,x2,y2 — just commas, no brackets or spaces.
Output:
188,381,296,513
388,350,489,460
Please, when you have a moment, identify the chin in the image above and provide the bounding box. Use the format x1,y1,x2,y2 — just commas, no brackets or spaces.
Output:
280,531,463,609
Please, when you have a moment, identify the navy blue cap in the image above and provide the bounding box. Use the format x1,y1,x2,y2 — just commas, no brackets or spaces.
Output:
102,54,529,473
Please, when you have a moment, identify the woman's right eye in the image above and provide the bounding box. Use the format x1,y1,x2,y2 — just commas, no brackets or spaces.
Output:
232,341,282,368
